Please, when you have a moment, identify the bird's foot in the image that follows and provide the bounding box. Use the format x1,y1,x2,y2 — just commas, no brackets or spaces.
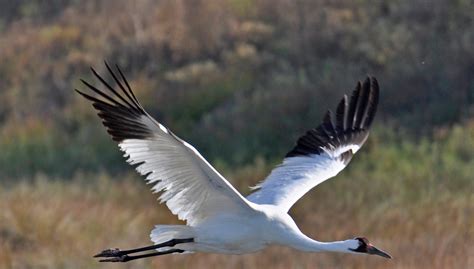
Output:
94,248,132,262
98,255,131,263
93,248,123,258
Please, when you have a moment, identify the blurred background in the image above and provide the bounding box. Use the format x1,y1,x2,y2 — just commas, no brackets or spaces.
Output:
0,0,473,268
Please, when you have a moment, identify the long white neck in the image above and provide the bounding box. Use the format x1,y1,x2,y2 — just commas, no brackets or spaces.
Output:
286,233,356,254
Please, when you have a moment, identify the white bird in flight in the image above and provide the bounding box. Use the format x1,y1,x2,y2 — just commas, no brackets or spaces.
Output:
76,63,391,263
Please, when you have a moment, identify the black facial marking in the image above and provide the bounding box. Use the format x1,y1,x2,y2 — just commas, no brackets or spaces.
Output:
350,237,370,253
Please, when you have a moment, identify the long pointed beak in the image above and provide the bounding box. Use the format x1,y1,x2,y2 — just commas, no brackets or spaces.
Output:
367,245,392,259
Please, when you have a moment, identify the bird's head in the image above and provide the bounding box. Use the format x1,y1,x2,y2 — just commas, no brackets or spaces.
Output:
347,237,391,259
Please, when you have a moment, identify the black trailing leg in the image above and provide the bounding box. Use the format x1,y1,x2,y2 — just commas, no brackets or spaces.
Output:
93,238,194,263
98,249,185,262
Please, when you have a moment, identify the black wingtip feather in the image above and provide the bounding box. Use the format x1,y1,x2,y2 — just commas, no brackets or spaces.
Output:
354,77,371,128
76,63,153,142
104,61,144,114
285,77,379,158
347,81,361,130
115,63,141,106
335,94,348,132
364,77,379,127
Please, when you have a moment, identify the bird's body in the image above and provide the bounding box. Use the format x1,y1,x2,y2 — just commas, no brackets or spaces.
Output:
151,203,359,255
173,204,279,254
77,63,391,262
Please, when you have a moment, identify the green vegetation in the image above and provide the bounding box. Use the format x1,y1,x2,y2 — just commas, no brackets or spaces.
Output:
0,0,473,178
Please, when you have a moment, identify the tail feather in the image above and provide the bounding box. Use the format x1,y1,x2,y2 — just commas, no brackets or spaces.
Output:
150,225,195,246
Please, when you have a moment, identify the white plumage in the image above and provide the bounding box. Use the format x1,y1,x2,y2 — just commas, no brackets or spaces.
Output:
77,63,391,262
247,153,348,212
119,131,252,225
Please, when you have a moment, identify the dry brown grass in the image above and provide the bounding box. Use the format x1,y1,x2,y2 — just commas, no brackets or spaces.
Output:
0,172,472,269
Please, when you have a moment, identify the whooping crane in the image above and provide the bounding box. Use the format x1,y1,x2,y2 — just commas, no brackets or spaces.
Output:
76,63,391,262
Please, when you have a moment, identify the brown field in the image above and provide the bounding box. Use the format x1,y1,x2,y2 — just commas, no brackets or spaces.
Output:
1,170,472,269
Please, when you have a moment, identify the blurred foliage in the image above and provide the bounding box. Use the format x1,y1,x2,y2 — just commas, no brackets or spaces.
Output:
0,0,473,179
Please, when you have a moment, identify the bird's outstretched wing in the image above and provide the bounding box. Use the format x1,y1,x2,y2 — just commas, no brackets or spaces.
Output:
247,77,379,212
76,63,254,225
